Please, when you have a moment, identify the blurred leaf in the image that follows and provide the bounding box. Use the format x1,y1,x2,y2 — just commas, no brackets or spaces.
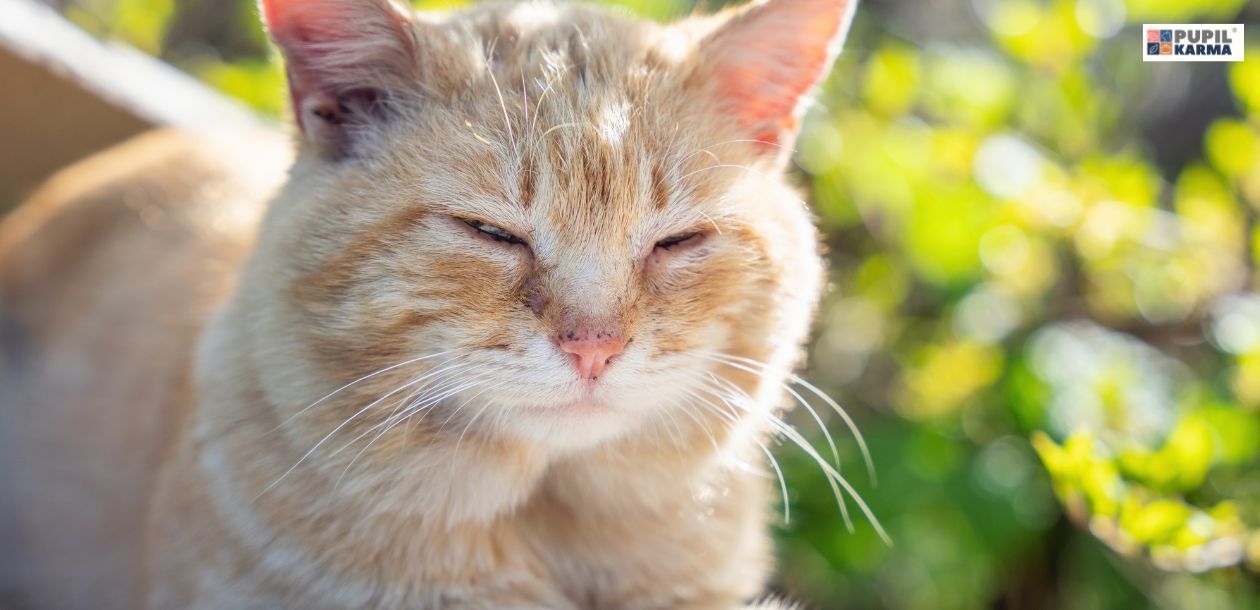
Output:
196,58,286,117
108,0,174,54
1206,119,1259,179
1124,500,1191,545
921,51,1016,128
991,0,1096,68
862,45,921,117
1229,48,1260,117
896,341,1003,419
1200,405,1260,465
1125,0,1249,21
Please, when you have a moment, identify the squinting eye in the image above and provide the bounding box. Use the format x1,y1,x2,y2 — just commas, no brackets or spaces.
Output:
654,231,702,250
465,219,527,246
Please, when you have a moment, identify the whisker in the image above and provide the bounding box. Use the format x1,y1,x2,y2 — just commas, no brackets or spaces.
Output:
483,37,515,149
358,368,490,446
325,362,479,459
384,376,487,440
268,349,458,433
447,380,515,474
537,122,580,143
526,65,571,144
451,379,512,452
702,351,876,484
674,385,771,475
333,374,491,474
335,376,501,491
668,390,725,457
678,388,791,523
656,401,688,451
754,434,792,524
786,373,878,485
676,138,795,166
519,66,529,139
679,163,777,185
254,357,467,500
699,211,723,236
704,374,890,545
694,354,840,469
704,375,851,532
643,408,669,451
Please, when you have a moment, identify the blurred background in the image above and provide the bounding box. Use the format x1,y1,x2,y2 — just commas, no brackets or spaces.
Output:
4,0,1260,607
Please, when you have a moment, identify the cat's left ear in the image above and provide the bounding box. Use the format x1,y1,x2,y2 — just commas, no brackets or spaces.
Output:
693,0,857,159
260,0,420,158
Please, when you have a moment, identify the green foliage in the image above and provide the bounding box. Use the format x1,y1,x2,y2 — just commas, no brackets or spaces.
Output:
66,0,175,54
195,58,287,118
790,0,1260,605
59,0,1260,607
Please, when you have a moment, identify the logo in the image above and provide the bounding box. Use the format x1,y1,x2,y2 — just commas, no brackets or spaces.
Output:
1143,24,1244,62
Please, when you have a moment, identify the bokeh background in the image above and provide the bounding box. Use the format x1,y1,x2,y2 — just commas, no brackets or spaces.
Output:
8,0,1260,607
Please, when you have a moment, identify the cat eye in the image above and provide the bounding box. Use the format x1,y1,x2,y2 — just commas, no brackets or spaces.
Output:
654,231,703,251
464,219,527,246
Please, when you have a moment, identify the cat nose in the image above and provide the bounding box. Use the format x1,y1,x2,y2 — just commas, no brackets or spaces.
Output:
558,329,628,380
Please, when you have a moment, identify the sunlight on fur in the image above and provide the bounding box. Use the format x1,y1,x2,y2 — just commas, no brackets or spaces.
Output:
0,0,877,608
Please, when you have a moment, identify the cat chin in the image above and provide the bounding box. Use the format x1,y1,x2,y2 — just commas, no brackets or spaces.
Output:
493,402,642,453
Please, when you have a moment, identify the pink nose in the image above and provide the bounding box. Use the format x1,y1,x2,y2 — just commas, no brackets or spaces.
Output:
559,334,628,380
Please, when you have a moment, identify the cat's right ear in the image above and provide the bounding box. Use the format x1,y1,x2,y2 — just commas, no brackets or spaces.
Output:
260,0,420,158
689,0,856,163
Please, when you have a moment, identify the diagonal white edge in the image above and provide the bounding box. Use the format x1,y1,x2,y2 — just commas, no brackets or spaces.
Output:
0,0,275,133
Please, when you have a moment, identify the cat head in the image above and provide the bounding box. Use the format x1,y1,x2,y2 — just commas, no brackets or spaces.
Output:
246,0,856,454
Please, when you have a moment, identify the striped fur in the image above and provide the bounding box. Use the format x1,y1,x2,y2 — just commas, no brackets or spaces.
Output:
0,0,856,607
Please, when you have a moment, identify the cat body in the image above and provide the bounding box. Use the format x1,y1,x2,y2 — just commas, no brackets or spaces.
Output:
0,0,857,608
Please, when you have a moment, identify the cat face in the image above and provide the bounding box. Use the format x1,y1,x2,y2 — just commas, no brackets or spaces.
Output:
253,0,855,452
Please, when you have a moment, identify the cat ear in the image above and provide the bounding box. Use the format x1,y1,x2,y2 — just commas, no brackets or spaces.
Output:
260,0,420,157
694,0,856,157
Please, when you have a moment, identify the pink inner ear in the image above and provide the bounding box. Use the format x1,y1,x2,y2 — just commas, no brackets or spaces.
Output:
261,0,321,42
261,0,355,116
262,0,382,67
707,0,853,149
259,0,415,143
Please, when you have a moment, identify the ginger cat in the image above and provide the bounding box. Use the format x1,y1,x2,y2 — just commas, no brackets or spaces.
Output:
0,0,864,608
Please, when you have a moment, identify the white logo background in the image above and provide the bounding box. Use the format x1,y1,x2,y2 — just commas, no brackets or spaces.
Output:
1143,24,1245,63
